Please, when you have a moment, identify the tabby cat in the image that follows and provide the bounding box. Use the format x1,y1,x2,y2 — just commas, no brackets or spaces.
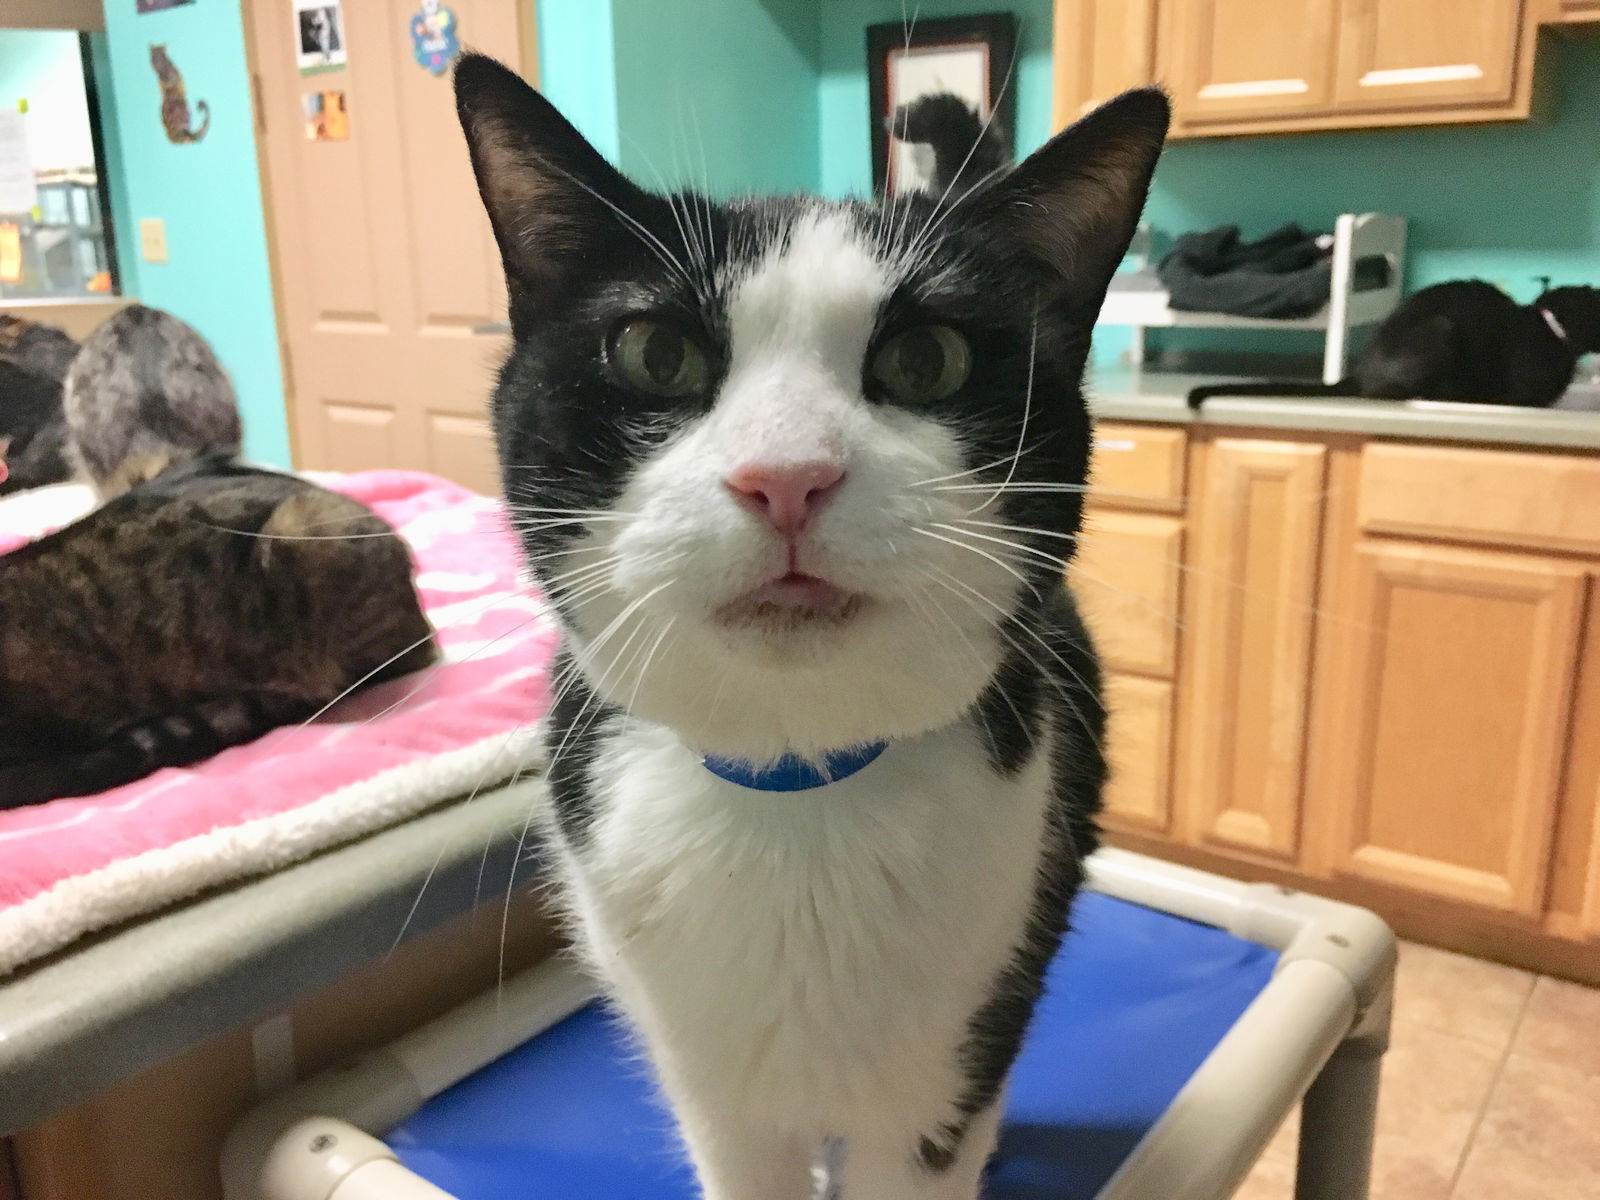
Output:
0,456,436,807
150,45,210,145
63,305,240,500
456,53,1167,1199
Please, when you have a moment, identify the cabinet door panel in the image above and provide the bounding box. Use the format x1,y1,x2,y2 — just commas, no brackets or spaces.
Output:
1166,0,1338,124
1073,511,1184,678
1102,674,1176,834
1178,438,1327,860
1328,542,1584,915
1336,0,1525,109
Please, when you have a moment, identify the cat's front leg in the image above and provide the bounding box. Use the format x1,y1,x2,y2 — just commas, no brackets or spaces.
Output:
840,1101,1004,1200
670,1100,815,1200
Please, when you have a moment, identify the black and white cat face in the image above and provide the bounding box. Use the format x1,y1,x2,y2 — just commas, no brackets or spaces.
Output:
456,55,1167,760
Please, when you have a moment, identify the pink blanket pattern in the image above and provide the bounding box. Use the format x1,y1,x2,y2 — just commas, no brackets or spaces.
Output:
0,471,558,972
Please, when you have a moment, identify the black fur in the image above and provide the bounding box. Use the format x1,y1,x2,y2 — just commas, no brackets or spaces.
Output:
923,588,1107,1171
543,646,620,849
0,360,73,495
888,91,1010,201
1188,280,1600,408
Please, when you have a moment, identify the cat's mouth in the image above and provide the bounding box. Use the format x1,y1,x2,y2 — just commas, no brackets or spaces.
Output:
714,572,870,632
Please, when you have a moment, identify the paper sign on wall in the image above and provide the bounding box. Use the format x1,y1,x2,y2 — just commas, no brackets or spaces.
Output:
0,112,38,216
0,222,21,284
295,0,347,76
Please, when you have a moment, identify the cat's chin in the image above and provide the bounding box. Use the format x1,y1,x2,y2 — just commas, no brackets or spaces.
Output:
570,598,1000,762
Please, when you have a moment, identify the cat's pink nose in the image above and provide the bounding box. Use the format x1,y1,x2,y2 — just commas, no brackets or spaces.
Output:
725,460,845,537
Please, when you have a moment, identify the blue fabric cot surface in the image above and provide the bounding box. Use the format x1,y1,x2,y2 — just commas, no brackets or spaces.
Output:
391,893,1277,1199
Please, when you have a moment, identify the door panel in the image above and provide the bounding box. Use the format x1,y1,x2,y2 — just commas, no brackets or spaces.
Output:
1336,0,1524,109
1178,438,1327,861
426,413,501,497
322,403,401,473
249,0,524,490
1165,0,1338,124
1328,542,1584,915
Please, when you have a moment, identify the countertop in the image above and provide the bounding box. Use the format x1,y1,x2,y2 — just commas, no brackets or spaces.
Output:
0,780,547,1133
1088,368,1600,451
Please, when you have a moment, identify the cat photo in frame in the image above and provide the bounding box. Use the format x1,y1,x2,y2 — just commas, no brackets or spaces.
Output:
867,14,1017,196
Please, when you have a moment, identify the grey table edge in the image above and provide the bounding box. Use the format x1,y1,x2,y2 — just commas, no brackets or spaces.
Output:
1087,368,1600,450
0,779,547,1133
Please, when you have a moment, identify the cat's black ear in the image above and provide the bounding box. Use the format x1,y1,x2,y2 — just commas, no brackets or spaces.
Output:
455,53,644,312
972,88,1169,313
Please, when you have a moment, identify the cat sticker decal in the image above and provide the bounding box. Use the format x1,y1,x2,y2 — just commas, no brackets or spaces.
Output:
150,45,209,144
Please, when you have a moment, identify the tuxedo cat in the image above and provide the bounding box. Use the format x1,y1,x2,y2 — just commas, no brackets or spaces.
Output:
888,91,1009,202
1188,280,1600,408
456,53,1167,1199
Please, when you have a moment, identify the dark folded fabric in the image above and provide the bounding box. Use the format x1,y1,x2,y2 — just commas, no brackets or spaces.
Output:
1156,223,1388,320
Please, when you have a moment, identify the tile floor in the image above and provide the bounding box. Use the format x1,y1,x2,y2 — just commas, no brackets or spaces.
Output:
1233,941,1600,1199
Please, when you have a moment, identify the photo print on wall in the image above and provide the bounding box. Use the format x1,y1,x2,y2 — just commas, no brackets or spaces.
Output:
866,14,1016,196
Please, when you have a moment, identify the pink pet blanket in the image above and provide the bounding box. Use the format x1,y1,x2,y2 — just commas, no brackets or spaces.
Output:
0,471,558,976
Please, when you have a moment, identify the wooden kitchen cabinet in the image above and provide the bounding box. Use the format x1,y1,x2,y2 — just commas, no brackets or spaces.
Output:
1100,673,1177,833
1176,437,1327,862
1072,510,1184,836
1322,541,1586,916
1335,0,1528,110
1053,0,1542,138
1051,0,1159,123
1074,425,1188,838
1088,417,1600,983
1162,0,1339,126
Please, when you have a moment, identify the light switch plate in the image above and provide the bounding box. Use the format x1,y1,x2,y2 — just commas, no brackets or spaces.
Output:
139,218,168,263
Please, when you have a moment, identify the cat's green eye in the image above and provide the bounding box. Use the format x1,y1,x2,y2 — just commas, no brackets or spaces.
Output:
610,319,711,398
869,325,971,404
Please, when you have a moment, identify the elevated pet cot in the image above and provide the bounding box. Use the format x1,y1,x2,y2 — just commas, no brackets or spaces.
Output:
221,848,1395,1200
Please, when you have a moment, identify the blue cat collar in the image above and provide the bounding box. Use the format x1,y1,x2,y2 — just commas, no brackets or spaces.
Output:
702,742,888,792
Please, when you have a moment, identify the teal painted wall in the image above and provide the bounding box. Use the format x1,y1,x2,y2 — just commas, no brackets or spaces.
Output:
98,1,289,466
537,0,622,163
540,0,820,195
614,0,819,196
816,0,1055,199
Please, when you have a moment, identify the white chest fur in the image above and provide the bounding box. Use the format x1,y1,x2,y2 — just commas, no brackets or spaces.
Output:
556,718,1051,1141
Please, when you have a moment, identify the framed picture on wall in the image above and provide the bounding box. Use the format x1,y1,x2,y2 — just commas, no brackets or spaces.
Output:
866,13,1016,196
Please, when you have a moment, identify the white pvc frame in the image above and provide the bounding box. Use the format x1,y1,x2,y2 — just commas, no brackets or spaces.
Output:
1101,214,1409,385
221,849,1395,1200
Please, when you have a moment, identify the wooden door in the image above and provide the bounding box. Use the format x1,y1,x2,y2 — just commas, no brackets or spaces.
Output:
1052,0,1160,125
1326,542,1585,916
1335,0,1526,110
247,0,530,493
1164,0,1339,125
1177,437,1327,861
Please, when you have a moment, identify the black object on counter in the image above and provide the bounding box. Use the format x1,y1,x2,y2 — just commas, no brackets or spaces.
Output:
1158,223,1390,320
